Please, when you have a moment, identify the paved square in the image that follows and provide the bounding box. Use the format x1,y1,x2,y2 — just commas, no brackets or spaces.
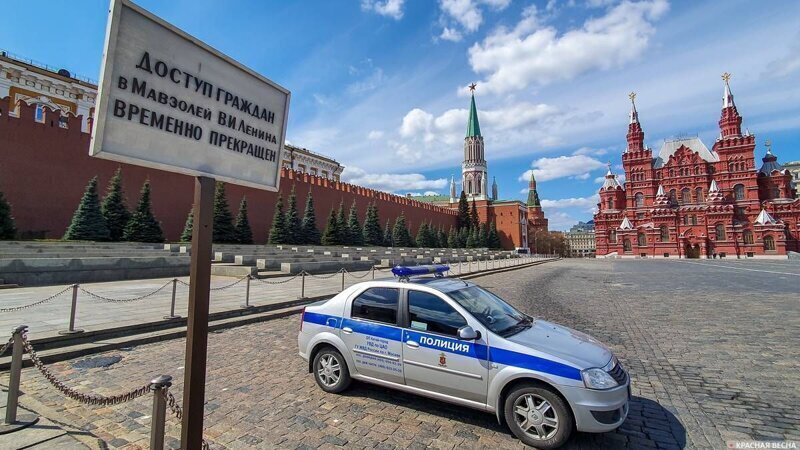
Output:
2,259,798,449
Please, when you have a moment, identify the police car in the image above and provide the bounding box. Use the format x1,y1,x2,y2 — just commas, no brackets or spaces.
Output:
298,265,629,449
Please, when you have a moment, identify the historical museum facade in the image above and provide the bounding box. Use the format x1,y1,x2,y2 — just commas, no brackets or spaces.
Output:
595,76,799,258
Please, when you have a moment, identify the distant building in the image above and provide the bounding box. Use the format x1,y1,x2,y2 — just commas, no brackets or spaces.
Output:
784,160,800,198
565,221,596,257
594,76,799,259
281,144,343,181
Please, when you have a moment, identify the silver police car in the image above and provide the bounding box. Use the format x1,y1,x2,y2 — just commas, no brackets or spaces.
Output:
298,265,629,449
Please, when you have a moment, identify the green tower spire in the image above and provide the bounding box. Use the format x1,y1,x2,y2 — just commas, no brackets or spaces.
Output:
526,171,541,207
466,84,481,137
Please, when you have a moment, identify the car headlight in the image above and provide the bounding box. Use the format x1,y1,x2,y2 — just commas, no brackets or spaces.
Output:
581,368,619,390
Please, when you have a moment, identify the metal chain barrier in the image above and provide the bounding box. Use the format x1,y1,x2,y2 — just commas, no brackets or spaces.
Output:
79,280,173,303
162,389,210,450
22,333,152,405
252,273,301,285
305,269,344,280
176,279,191,287
344,269,372,279
209,275,250,291
0,285,73,312
0,336,12,356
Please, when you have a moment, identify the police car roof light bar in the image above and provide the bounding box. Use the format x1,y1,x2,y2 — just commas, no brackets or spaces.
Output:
391,264,450,281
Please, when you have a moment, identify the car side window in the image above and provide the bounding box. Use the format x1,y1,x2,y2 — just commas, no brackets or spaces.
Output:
351,287,399,325
407,290,467,336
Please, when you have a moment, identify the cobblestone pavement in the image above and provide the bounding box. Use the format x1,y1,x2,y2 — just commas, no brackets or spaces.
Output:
1,259,798,449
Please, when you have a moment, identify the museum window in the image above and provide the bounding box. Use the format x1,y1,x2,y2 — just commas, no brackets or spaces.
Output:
635,192,644,207
690,215,697,225
669,169,674,178
695,187,703,202
735,207,746,221
715,223,726,241
681,188,691,204
321,170,329,179
297,164,306,173
636,213,644,220
623,239,632,252
734,184,745,200
682,216,688,225
34,104,45,122
660,225,669,242
772,187,781,199
351,287,399,325
609,230,617,243
607,198,614,209
637,233,647,247
743,230,754,245
669,189,677,205
764,235,775,251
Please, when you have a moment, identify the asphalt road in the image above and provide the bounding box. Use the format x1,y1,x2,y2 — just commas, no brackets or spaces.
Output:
3,259,798,449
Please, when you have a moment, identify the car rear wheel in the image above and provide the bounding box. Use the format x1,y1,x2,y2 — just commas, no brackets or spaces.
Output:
504,384,573,449
313,348,351,393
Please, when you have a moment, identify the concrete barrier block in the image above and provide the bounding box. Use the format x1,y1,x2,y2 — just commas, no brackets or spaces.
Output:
234,255,257,265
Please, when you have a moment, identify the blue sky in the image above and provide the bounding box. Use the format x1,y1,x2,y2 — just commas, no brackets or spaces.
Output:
3,0,799,229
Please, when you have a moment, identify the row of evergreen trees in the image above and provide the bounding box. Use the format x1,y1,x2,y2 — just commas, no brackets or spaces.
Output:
34,169,504,248
63,169,164,242
0,187,16,240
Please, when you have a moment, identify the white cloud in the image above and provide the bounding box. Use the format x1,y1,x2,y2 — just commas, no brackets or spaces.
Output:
361,0,405,19
399,108,435,142
342,166,448,193
572,146,608,156
468,0,669,94
540,194,600,212
346,67,385,95
762,33,800,79
519,155,607,182
545,211,579,231
367,130,384,140
437,0,511,41
440,27,463,42
407,191,441,197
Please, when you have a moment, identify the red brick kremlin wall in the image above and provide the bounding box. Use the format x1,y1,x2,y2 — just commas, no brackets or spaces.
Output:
0,100,457,242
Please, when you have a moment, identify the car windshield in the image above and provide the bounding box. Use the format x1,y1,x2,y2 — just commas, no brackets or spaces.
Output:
447,286,532,336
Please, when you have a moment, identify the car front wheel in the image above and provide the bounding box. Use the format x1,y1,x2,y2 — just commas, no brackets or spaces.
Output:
312,348,351,393
504,384,574,449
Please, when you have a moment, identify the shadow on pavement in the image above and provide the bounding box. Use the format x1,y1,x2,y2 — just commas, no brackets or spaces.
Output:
346,383,687,449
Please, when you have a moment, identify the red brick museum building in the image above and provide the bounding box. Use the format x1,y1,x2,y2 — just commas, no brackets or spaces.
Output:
595,76,799,258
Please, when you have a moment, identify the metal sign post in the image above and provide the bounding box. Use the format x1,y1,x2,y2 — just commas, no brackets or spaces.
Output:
182,176,214,448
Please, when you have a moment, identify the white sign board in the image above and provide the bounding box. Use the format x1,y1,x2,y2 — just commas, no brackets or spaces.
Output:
91,0,289,191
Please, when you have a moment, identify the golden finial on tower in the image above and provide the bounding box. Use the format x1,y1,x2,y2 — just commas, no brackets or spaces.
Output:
765,139,772,154
468,82,477,93
721,72,731,83
629,92,636,102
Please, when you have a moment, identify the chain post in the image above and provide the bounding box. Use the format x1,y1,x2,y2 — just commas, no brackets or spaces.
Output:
59,284,84,335
300,271,306,298
341,269,345,292
1,325,38,432
241,275,252,309
149,375,172,450
164,279,180,320
371,265,375,280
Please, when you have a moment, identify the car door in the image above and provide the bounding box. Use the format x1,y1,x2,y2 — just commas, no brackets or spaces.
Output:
340,286,404,385
401,289,489,404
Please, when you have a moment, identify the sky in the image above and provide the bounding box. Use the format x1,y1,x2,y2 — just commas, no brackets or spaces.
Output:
3,0,799,230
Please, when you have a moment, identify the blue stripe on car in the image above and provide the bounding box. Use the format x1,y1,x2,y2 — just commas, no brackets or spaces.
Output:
303,313,581,381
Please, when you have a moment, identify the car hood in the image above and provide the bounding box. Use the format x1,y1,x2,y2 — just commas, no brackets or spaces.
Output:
505,319,612,370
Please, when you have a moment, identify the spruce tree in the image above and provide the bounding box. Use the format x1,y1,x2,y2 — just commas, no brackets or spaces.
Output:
415,221,430,248
123,180,164,242
362,202,382,245
437,225,447,248
458,227,469,248
0,188,17,240
212,182,237,243
392,213,413,247
268,194,288,244
466,226,477,248
321,209,340,245
470,199,480,229
299,190,320,245
335,201,347,244
100,168,130,241
64,176,110,241
478,222,488,248
447,226,457,248
234,197,253,244
457,191,470,230
285,186,301,244
488,221,501,249
383,218,393,247
180,208,193,242
300,191,321,245
347,200,363,245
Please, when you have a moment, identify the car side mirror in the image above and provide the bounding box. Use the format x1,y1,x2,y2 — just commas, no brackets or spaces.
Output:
458,326,480,340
